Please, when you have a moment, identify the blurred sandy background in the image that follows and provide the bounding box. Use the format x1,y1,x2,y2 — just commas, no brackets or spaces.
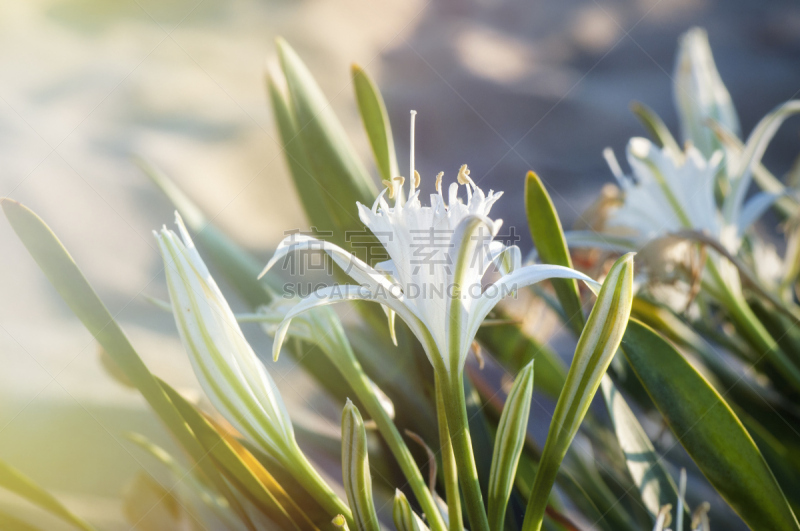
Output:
1,0,799,528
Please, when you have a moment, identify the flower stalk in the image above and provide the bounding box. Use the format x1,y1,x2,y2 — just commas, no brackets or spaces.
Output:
261,300,446,531
435,376,462,531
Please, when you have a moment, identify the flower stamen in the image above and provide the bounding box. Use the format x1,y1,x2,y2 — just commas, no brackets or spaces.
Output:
410,110,417,195
457,164,474,186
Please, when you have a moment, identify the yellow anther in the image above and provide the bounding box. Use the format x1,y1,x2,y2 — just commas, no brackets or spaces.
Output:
457,164,473,185
382,179,395,199
413,170,421,189
435,172,443,193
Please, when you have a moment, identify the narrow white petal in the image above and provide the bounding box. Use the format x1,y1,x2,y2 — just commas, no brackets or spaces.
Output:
738,192,784,236
271,284,437,365
464,265,600,364
261,234,398,295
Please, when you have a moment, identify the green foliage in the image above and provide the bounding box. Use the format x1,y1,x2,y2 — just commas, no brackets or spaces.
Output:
622,321,799,530
525,170,584,336
352,64,399,183
341,401,380,531
487,361,534,531
522,253,634,531
4,27,800,531
0,458,95,531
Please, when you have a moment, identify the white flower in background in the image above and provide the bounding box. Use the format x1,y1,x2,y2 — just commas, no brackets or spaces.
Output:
608,137,722,246
156,214,297,462
262,158,598,376
604,137,782,257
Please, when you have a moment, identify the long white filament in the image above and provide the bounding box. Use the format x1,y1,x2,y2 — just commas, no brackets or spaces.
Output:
410,110,417,194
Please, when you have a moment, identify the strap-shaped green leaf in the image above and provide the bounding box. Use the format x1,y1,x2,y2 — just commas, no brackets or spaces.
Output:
341,400,380,531
266,76,339,244
524,171,584,336
522,253,634,531
621,319,800,531
488,361,534,531
0,510,43,531
126,434,246,529
629,101,682,156
599,378,679,521
158,379,315,531
273,306,445,531
1,199,256,531
521,180,660,527
352,64,399,183
0,459,95,531
276,38,377,232
393,490,431,531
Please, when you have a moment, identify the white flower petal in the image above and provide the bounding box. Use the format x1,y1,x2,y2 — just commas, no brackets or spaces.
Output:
738,191,784,237
271,284,438,366
157,219,295,461
464,265,600,363
261,234,398,295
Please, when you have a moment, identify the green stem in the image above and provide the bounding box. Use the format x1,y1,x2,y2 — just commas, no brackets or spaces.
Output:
441,372,490,531
435,374,463,531
521,446,560,531
347,364,446,531
707,260,800,392
286,450,354,529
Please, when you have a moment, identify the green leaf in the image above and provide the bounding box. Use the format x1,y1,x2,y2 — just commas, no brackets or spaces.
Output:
393,490,431,531
0,459,95,531
0,198,257,531
599,378,679,522
621,319,800,531
266,76,339,243
488,361,534,531
271,305,444,531
629,101,682,156
513,452,613,531
0,511,43,531
522,253,635,531
341,400,380,531
524,171,584,336
157,379,315,531
517,183,647,529
126,433,246,529
275,38,377,235
352,64,399,183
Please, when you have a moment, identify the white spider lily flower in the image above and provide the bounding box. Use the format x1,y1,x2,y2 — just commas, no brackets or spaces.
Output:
261,166,599,376
674,27,739,158
608,137,722,246
606,137,781,257
156,214,297,462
